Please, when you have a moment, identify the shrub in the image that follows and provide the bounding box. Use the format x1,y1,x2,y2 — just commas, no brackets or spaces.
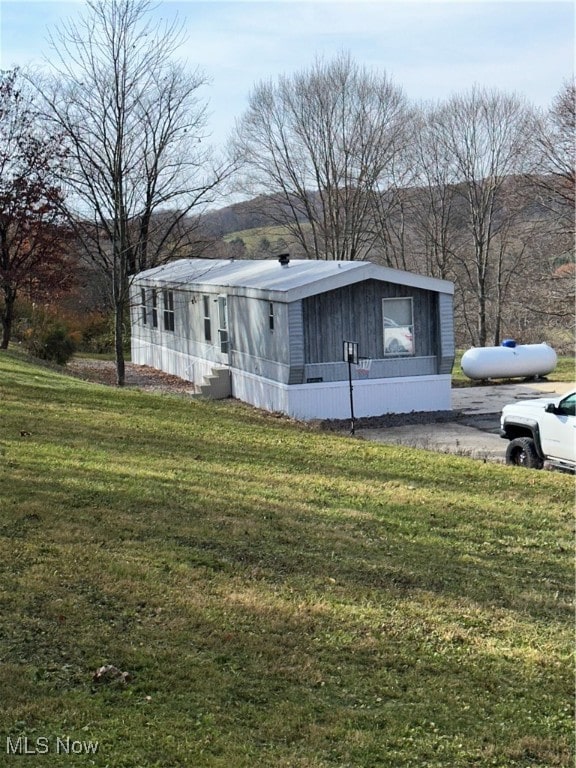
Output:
75,311,115,354
27,322,77,365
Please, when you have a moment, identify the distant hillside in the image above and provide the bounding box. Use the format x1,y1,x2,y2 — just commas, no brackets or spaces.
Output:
197,175,563,243
197,195,284,238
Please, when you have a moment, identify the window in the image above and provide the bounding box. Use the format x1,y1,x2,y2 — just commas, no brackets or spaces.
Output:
383,298,414,356
558,393,576,417
269,302,275,331
151,290,158,328
163,290,175,332
140,288,147,325
217,295,228,354
203,295,212,342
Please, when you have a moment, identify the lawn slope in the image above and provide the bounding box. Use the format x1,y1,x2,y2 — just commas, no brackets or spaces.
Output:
0,352,573,767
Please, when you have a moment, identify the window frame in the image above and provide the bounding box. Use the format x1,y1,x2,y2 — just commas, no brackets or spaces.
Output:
151,289,158,328
217,294,228,354
140,288,147,325
382,297,415,357
203,295,212,342
163,289,175,332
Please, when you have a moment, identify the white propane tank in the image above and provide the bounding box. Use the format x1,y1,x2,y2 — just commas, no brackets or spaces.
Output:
461,342,558,380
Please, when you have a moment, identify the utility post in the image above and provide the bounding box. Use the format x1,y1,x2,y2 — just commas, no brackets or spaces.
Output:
343,340,359,435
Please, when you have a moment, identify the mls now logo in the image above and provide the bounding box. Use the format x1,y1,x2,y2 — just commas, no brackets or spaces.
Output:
6,736,99,755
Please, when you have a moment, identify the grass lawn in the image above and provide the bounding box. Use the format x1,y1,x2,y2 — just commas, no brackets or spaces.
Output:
0,351,573,767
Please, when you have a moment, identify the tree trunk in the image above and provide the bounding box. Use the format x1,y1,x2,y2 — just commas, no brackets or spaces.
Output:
1,287,16,349
493,315,501,347
477,292,487,347
114,301,126,386
1,317,11,349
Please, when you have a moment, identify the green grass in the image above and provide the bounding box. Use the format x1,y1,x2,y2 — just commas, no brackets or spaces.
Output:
0,351,573,767
223,225,300,249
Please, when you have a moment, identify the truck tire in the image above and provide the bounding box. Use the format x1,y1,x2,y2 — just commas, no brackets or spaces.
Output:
505,437,544,469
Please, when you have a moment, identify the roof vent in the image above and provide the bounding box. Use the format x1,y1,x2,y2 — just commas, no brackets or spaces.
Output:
278,253,290,267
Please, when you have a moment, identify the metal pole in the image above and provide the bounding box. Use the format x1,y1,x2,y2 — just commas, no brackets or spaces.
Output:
348,356,355,435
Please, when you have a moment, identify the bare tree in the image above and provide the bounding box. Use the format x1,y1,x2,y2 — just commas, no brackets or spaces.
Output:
408,107,463,281
369,145,421,271
232,52,410,261
428,87,537,346
532,80,575,234
31,0,230,384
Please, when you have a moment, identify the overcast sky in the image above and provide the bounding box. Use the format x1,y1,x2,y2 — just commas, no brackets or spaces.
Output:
1,0,574,150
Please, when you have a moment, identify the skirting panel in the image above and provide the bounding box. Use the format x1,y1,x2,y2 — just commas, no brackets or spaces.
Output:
232,370,452,420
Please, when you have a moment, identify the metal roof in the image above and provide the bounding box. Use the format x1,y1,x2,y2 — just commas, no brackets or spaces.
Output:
134,258,454,301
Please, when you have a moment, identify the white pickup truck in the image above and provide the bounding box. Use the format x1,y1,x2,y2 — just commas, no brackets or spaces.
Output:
500,389,576,471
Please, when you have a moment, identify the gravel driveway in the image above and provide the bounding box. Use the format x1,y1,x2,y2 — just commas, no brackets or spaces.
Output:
354,382,573,463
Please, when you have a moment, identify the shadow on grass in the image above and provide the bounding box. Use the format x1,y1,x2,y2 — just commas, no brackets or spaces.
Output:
2,450,572,629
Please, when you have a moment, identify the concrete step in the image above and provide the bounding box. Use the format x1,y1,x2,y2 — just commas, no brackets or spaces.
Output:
198,367,231,399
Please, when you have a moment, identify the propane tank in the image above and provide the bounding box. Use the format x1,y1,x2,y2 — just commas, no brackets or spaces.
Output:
461,342,557,380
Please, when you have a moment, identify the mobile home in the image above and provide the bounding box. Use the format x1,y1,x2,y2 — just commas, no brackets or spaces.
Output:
130,256,455,420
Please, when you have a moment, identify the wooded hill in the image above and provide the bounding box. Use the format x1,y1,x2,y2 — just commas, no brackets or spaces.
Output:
190,176,574,353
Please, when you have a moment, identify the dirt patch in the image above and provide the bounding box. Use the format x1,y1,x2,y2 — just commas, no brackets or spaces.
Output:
66,359,199,395
320,409,460,432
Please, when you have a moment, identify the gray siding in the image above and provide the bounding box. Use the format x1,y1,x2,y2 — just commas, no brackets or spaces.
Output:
131,284,226,370
287,302,305,384
437,292,455,374
304,356,438,383
228,297,291,380
302,280,438,362
230,351,291,383
229,297,289,363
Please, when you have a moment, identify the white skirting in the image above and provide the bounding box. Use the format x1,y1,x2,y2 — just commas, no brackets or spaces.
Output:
232,370,452,420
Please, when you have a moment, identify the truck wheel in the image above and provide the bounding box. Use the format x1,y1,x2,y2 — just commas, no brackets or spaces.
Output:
505,437,543,469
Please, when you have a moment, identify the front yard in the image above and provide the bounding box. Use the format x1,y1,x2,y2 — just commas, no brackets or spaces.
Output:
0,351,573,767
